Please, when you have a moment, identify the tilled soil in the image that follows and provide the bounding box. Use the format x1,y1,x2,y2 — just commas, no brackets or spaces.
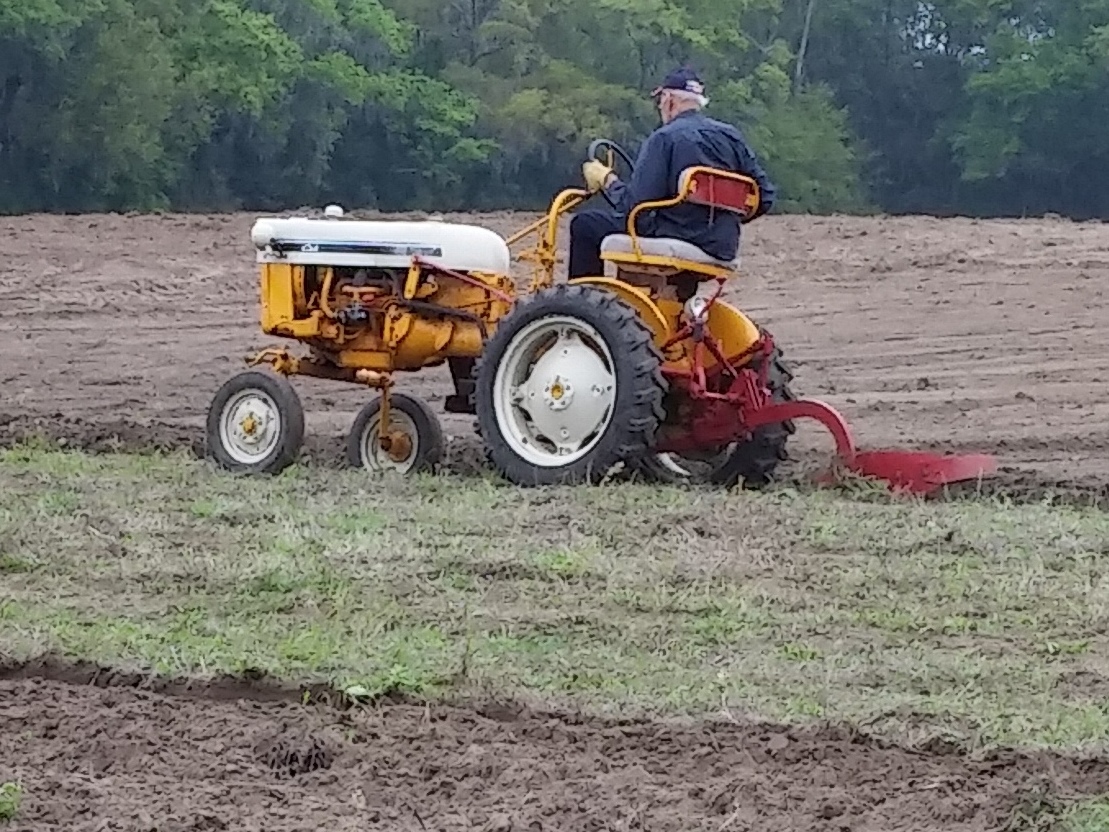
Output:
1,210,1108,501
3,665,1109,832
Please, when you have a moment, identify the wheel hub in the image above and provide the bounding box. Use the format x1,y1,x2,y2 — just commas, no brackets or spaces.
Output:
359,408,420,473
517,332,613,454
233,406,270,446
543,377,574,411
380,430,413,463
220,391,282,463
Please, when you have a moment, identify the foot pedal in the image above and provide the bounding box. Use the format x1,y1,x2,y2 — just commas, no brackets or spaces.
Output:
444,394,475,415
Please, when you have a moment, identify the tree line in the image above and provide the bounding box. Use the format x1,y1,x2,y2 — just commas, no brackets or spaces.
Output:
1,0,1106,218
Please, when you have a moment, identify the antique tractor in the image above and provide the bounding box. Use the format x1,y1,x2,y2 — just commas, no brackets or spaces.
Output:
206,140,996,494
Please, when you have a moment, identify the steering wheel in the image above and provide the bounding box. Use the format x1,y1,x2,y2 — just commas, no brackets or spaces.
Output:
587,139,636,172
586,139,635,211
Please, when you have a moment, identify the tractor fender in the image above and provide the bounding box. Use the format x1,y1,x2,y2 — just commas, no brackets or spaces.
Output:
703,299,762,363
567,277,673,347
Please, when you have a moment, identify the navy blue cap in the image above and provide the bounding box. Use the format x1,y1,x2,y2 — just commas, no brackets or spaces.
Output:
651,66,706,98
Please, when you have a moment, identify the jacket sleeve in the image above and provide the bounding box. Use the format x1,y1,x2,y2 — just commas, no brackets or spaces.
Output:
602,130,673,218
736,133,776,219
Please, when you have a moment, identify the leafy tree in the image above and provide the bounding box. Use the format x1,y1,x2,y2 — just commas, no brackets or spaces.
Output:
711,61,869,213
2,0,1107,218
945,0,1109,217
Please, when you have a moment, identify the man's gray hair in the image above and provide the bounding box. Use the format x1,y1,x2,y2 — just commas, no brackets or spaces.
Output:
667,88,709,108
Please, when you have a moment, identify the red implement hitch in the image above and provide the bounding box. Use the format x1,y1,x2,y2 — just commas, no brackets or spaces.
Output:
655,324,997,497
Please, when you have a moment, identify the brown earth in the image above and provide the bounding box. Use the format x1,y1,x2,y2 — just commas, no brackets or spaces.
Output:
2,210,1109,501
3,660,1109,832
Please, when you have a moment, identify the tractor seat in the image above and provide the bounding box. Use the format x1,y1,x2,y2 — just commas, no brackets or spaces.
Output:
600,234,738,270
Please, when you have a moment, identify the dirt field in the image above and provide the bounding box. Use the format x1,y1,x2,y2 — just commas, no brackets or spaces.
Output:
2,209,1108,497
3,209,1109,831
3,661,1109,832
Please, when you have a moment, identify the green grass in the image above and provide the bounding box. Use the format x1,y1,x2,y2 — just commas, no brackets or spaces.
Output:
0,783,21,823
1063,799,1109,832
3,443,1109,752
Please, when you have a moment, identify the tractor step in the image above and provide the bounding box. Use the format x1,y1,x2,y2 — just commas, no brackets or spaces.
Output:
444,394,476,415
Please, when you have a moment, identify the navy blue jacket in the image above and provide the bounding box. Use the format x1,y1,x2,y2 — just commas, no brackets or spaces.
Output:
603,110,776,262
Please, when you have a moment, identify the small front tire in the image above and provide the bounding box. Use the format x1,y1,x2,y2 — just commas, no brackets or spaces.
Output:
346,392,444,475
206,369,305,475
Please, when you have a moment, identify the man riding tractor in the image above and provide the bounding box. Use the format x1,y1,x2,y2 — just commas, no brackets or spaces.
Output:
568,65,778,318
541,66,785,485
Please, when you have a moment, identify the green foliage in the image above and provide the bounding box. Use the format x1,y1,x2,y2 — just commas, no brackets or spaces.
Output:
174,0,303,117
0,0,101,43
0,782,20,823
711,59,869,214
3,0,180,211
940,0,1109,216
343,0,415,55
1,0,1108,217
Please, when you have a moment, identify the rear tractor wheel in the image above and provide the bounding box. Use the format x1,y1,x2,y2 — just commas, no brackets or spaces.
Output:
473,283,667,486
346,392,443,475
635,339,797,489
206,368,305,475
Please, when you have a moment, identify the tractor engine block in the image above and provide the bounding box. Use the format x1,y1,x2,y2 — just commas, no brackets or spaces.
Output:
312,265,406,327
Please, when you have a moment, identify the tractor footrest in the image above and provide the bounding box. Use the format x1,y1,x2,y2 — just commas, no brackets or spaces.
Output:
444,394,476,415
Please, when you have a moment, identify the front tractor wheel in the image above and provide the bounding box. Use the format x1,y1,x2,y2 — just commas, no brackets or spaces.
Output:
346,393,444,475
473,283,667,486
206,369,305,475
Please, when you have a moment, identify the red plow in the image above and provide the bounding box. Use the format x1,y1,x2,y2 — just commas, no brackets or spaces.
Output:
652,325,997,497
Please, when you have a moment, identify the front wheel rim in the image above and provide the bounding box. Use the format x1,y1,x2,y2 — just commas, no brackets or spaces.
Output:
492,315,618,468
359,410,420,472
219,390,282,464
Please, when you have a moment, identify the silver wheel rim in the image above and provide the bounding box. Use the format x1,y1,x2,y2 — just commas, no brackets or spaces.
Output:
493,315,617,468
653,453,697,478
652,445,737,479
219,389,282,465
359,409,420,473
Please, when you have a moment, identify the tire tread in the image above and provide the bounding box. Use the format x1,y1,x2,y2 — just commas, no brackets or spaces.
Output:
471,283,667,486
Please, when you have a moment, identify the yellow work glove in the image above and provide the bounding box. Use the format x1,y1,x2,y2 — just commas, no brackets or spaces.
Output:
582,160,614,192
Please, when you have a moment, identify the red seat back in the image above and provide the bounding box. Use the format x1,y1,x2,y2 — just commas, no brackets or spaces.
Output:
678,167,760,220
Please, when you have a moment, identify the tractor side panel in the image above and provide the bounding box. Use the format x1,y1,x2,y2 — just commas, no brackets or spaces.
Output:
390,316,485,369
259,264,319,338
336,275,497,372
259,264,295,333
334,315,485,372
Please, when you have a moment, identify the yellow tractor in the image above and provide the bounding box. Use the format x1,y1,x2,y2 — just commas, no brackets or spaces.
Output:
206,140,995,495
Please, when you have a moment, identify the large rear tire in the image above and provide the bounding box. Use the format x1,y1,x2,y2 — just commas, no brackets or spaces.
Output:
634,338,797,489
473,283,667,486
708,344,797,489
